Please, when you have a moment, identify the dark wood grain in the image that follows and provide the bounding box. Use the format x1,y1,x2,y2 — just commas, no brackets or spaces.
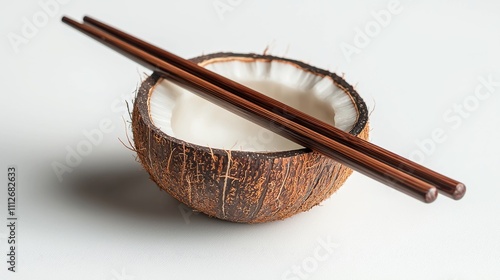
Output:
62,16,446,203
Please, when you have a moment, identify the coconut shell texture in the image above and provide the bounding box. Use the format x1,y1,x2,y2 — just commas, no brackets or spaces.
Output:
132,53,369,223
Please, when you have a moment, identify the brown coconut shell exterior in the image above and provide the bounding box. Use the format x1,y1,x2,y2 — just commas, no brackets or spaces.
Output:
132,53,369,223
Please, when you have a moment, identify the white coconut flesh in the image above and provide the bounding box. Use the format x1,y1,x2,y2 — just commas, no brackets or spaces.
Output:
149,58,359,152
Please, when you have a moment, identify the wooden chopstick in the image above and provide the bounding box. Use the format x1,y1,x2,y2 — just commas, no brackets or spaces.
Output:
62,16,441,203
80,16,466,200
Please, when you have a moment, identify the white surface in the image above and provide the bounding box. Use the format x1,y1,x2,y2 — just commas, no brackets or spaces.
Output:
1,0,500,279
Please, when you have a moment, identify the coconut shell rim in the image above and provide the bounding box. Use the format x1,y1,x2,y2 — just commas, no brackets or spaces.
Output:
136,52,369,159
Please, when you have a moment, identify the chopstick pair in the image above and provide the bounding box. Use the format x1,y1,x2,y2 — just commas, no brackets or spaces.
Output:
61,16,466,203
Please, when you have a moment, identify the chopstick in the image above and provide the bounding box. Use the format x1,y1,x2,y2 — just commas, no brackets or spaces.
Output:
62,16,448,203
81,16,466,200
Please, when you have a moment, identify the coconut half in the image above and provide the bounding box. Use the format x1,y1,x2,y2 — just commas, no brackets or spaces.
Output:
132,53,369,223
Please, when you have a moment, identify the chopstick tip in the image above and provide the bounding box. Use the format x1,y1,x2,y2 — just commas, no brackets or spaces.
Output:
425,188,438,203
61,16,77,25
452,183,466,200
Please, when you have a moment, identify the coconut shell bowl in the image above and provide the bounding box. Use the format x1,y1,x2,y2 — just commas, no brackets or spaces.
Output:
62,16,465,223
132,52,369,223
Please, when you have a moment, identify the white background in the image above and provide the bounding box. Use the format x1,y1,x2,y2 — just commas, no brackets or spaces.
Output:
1,0,500,279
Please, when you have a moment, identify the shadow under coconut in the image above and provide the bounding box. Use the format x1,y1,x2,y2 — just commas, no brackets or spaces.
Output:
60,161,257,228
63,165,170,218
48,159,313,252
